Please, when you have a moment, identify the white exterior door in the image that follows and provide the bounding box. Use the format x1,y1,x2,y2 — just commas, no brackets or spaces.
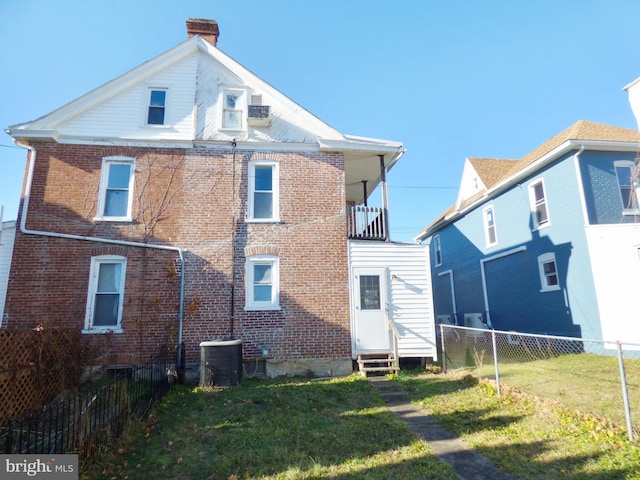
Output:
354,268,389,352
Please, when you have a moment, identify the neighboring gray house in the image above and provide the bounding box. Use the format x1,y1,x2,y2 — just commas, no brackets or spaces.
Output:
0,216,16,324
416,120,640,346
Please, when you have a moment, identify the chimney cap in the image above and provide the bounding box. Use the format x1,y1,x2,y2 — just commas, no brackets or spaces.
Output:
186,18,219,46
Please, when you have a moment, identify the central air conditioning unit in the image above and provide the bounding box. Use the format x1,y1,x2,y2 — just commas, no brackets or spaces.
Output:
248,94,271,127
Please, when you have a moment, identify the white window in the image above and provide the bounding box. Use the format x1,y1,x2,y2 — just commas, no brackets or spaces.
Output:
96,156,135,221
147,88,167,125
248,161,279,221
483,206,497,246
434,234,442,266
538,252,560,292
614,160,639,214
245,255,280,310
84,256,127,332
529,179,550,229
222,89,246,130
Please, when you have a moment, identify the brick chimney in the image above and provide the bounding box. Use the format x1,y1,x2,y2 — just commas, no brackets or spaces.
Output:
186,18,219,46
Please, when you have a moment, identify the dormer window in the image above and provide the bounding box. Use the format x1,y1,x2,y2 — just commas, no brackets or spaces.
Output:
147,89,167,125
222,88,246,130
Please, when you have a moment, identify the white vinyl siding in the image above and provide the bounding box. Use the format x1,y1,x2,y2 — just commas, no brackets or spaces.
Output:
0,221,16,324
348,241,436,359
61,55,197,140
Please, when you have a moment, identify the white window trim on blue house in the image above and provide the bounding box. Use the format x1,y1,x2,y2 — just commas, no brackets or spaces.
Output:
529,179,550,230
483,205,497,247
538,252,560,292
433,234,442,266
614,160,640,215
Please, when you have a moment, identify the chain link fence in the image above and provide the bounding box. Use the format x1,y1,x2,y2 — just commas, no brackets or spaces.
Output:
440,325,640,440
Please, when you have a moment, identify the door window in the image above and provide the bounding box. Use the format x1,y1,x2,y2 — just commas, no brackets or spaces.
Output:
359,275,381,310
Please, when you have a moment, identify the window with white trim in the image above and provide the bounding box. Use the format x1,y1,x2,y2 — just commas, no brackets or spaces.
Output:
434,234,442,266
483,206,497,246
248,161,279,221
222,89,246,130
147,88,167,125
529,179,550,229
246,255,280,310
84,255,127,332
538,252,560,292
96,157,135,221
614,160,639,214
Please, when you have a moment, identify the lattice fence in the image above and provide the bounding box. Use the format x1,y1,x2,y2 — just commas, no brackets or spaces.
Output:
0,327,81,426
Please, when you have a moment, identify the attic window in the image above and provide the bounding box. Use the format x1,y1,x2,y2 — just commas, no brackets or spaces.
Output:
222,89,246,130
147,89,167,125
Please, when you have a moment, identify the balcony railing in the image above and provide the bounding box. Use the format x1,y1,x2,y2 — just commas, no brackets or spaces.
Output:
348,205,387,241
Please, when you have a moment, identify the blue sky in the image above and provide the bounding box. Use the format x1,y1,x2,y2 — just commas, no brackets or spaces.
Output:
1,0,639,242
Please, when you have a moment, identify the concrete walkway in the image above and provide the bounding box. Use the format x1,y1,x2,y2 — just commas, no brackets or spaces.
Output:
369,377,518,480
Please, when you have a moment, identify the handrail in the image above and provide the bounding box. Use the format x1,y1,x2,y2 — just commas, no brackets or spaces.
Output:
386,314,400,370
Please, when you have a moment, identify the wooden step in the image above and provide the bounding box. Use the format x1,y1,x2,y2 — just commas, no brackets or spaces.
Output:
357,353,398,378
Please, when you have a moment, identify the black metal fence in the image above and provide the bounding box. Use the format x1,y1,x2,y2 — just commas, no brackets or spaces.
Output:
1,347,180,457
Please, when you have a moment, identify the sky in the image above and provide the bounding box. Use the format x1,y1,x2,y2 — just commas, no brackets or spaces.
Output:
1,0,640,242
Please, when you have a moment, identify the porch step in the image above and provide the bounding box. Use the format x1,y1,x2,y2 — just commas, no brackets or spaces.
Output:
357,353,399,378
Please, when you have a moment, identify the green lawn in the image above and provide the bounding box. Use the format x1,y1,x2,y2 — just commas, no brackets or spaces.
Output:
444,340,640,429
81,370,640,480
82,376,457,480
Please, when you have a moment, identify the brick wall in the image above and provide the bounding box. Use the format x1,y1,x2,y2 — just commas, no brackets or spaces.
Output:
6,143,351,365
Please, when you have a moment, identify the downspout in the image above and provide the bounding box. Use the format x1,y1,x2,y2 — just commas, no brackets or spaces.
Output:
229,139,237,339
572,146,588,225
14,140,187,364
379,155,390,241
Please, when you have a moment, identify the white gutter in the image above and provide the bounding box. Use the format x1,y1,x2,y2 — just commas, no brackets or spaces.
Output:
14,140,187,364
571,146,588,225
480,246,527,328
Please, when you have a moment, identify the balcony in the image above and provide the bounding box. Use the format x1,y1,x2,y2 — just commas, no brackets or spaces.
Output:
348,205,387,241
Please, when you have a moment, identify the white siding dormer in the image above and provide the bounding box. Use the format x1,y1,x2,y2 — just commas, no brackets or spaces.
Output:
456,159,486,210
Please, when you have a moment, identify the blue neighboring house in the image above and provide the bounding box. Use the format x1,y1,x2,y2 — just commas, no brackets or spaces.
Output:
415,120,640,344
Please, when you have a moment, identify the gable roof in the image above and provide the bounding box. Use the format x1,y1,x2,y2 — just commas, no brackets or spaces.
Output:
6,31,404,205
416,120,640,241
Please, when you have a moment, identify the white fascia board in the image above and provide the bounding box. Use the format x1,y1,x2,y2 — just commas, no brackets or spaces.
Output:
8,39,201,135
623,76,640,91
318,137,404,154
